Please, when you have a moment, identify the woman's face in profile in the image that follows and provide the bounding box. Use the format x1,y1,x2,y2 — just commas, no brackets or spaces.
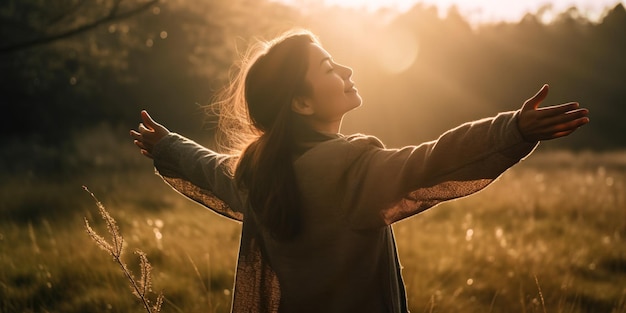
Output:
294,43,361,130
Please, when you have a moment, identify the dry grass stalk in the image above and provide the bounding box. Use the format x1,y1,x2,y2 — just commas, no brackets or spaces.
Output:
534,275,547,313
83,186,164,313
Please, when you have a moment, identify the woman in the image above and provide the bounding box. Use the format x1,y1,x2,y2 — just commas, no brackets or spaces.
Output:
130,29,589,312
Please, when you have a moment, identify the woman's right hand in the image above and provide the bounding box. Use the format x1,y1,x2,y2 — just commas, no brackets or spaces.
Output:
130,110,170,159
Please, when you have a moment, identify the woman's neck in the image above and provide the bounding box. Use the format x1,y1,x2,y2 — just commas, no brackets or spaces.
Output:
299,116,343,135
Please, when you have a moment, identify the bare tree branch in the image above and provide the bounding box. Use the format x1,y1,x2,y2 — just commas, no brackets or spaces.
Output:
0,0,159,54
108,0,123,19
46,0,88,27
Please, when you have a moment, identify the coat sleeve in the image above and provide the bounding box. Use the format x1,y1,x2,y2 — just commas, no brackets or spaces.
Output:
151,133,244,221
345,110,538,228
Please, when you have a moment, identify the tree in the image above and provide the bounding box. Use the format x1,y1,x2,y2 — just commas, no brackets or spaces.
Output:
0,0,158,54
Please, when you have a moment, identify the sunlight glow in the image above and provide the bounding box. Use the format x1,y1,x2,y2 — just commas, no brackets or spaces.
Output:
278,0,624,24
374,26,419,73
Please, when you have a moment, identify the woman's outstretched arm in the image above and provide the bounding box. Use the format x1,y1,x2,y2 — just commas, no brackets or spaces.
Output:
129,110,245,220
341,84,589,228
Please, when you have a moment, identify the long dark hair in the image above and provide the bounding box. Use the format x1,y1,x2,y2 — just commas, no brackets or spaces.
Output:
209,30,317,240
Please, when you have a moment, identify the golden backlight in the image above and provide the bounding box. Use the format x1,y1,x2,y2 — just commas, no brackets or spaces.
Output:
270,0,623,147
278,0,623,24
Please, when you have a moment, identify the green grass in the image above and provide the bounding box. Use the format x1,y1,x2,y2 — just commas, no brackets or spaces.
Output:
1,140,625,312
395,150,626,313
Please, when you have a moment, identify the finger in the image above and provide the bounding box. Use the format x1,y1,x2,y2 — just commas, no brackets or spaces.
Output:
141,110,159,130
562,116,590,129
522,84,549,112
130,129,142,139
540,108,589,127
536,102,580,117
141,149,154,159
540,116,589,139
546,117,589,139
554,118,588,133
134,139,151,151
138,123,152,134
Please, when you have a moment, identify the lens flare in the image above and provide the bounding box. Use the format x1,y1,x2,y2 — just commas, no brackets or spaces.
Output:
374,26,419,73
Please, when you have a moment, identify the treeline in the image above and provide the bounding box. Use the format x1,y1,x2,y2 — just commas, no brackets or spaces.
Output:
306,3,626,149
1,0,624,151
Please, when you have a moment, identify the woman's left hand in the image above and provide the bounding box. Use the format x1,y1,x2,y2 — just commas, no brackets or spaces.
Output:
129,110,170,159
517,84,590,142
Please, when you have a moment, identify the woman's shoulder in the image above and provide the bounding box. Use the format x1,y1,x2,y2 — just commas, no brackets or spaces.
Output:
344,133,385,148
297,133,385,163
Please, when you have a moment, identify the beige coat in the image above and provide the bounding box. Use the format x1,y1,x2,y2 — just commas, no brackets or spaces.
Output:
152,110,537,312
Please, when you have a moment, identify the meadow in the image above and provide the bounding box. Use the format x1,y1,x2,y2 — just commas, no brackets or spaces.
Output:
1,129,624,313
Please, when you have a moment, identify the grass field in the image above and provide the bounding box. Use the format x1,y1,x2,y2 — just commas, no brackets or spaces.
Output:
1,132,624,313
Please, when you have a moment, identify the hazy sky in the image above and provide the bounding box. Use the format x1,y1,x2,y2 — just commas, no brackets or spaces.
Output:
278,0,625,24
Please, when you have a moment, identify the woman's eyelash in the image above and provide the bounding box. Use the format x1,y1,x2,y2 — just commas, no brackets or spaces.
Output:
325,59,335,72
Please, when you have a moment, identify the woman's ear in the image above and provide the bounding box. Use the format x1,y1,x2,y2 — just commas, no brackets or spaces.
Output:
291,97,314,116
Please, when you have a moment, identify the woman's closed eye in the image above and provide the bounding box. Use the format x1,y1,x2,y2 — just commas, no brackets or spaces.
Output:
324,60,335,73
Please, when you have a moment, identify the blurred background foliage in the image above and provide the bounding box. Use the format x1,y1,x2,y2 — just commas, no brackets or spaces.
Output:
1,2,624,311
0,0,624,177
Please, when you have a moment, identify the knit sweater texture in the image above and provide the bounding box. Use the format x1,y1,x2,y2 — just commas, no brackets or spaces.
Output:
152,110,537,312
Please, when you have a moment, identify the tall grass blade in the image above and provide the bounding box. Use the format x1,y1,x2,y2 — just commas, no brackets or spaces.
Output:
83,186,163,313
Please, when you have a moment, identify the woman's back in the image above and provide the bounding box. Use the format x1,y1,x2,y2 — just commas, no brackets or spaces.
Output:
259,136,405,312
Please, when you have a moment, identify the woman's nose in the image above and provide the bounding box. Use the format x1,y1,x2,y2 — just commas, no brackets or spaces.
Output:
339,64,353,79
